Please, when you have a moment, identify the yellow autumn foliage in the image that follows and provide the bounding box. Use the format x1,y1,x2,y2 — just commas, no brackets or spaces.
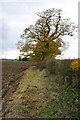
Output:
71,59,80,71
17,8,76,61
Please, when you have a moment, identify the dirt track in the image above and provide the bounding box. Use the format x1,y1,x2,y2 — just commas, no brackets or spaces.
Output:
2,66,60,118
2,61,36,117
2,61,79,118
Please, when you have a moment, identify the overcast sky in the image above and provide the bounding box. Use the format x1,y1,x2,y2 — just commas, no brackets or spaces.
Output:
0,0,79,59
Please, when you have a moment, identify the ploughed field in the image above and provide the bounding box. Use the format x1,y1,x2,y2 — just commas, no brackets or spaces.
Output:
2,61,36,116
1,60,79,118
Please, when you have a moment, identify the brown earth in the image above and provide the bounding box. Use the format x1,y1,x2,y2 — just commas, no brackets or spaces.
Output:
2,60,78,118
2,66,61,118
2,61,36,117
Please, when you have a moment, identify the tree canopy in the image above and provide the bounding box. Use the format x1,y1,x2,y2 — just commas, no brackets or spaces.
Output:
17,8,76,61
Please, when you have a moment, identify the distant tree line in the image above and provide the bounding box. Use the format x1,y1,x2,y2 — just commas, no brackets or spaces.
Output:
18,56,29,61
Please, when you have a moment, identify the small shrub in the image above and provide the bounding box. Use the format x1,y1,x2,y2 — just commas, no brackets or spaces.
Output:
36,60,46,70
59,60,73,85
70,59,80,88
19,105,28,113
22,57,29,61
71,59,80,71
45,59,59,75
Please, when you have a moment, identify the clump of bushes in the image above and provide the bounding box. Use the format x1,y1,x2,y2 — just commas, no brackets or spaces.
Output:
47,59,79,88
45,59,59,75
59,60,73,85
36,60,46,71
45,59,73,85
70,59,80,88
36,59,79,88
71,59,80,71
18,56,29,61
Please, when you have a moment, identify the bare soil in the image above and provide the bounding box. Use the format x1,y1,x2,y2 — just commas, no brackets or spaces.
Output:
2,61,78,119
2,66,60,118
2,61,36,117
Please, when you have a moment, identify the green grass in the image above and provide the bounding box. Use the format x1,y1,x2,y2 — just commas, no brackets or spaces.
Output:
30,68,79,118
40,98,59,118
39,74,79,118
7,66,79,118
59,85,79,118
22,85,38,96
2,59,28,62
18,104,32,113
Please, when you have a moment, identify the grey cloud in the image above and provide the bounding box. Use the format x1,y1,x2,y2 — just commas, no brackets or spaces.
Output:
1,2,43,16
0,2,44,52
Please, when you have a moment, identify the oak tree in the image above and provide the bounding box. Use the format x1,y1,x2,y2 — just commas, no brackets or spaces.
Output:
17,8,76,61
